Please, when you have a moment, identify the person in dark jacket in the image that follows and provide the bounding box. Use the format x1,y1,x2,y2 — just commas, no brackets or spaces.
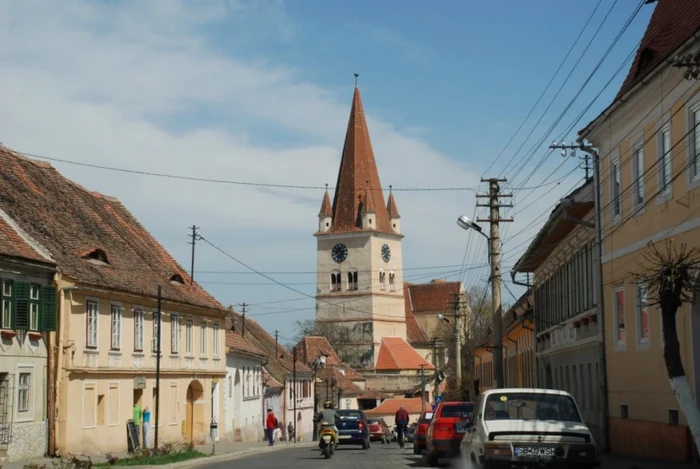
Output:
395,405,409,448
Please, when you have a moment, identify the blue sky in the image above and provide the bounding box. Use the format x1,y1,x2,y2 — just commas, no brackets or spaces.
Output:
0,0,652,343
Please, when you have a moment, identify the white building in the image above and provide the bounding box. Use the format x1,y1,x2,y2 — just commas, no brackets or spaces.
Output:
224,328,266,442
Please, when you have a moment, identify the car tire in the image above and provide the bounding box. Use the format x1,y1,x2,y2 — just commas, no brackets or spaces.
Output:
361,439,369,450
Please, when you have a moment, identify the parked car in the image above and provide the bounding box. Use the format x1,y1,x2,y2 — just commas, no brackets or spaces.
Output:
405,425,416,443
460,388,600,469
425,401,474,466
413,409,434,454
335,409,371,450
367,418,392,444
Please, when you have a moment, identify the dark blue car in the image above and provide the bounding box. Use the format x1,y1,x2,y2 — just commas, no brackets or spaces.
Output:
335,409,370,450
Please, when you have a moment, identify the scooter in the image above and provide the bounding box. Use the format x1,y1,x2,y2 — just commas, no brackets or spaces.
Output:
318,425,338,459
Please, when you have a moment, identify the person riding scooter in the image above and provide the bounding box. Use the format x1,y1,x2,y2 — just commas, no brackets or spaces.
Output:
316,400,339,444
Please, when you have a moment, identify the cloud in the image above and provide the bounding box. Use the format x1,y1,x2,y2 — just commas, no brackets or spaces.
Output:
0,0,578,333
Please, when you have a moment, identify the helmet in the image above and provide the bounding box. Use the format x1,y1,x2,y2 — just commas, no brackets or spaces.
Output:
324,400,332,409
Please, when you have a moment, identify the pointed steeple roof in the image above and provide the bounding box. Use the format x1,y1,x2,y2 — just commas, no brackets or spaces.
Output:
318,184,332,217
386,185,400,218
329,85,392,234
361,181,377,214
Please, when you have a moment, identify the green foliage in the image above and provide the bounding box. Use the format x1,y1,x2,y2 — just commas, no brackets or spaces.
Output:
94,442,200,467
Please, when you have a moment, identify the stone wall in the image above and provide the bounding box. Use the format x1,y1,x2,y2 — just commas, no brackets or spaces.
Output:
7,420,47,461
364,373,422,395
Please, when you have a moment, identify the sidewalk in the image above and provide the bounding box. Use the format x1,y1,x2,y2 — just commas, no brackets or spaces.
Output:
2,440,313,469
601,453,700,469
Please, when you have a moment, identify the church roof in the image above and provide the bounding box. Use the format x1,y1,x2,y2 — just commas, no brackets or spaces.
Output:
403,283,430,346
386,190,400,218
405,280,462,313
326,86,394,235
365,397,429,416
318,187,332,217
375,337,435,371
297,336,365,382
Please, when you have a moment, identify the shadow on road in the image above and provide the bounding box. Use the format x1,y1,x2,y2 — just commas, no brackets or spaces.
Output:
403,454,459,468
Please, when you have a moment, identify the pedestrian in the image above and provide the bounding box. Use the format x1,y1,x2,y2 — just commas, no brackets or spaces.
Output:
133,403,142,447
142,407,151,449
395,405,409,448
287,421,294,442
266,409,277,446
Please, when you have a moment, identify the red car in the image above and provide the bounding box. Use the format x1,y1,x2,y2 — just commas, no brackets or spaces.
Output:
413,409,434,454
367,418,392,443
426,401,474,466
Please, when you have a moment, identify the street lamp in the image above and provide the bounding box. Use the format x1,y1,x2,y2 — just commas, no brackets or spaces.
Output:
456,213,504,389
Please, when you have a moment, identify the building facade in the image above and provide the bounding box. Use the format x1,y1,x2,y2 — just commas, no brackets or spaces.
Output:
224,329,266,442
0,212,58,462
578,0,700,461
0,147,227,456
512,179,604,446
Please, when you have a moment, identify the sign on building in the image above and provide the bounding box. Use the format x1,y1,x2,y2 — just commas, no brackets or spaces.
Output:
134,376,146,389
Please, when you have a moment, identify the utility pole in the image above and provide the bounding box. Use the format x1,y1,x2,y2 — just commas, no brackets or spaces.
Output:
432,339,442,398
238,303,248,337
419,364,426,412
187,225,201,284
274,330,279,358
476,177,513,389
453,293,463,392
292,346,297,443
154,286,162,449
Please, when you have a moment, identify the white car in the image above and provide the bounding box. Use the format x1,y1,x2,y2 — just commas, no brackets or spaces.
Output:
460,388,600,469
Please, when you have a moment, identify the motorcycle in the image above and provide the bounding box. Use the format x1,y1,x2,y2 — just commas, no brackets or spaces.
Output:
318,425,337,459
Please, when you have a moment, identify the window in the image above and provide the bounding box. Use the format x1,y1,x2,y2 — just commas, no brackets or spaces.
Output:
669,409,679,426
185,319,193,355
200,321,207,355
611,159,621,219
134,309,144,351
659,125,672,196
633,144,645,208
18,372,30,412
1,280,11,329
347,270,358,291
86,301,99,348
28,285,40,331
613,287,626,348
110,305,122,350
83,383,97,428
169,383,178,425
389,272,396,291
171,314,180,354
691,107,700,180
636,284,649,344
213,323,220,357
379,270,386,290
330,272,341,292
620,404,629,419
152,312,160,352
108,383,119,426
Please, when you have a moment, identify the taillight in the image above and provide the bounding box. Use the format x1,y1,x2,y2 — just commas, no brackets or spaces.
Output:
359,421,365,431
484,442,512,457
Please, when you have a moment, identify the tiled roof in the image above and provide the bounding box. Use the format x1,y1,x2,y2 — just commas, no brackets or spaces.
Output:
325,87,393,235
365,398,429,415
358,390,386,400
403,283,429,345
263,370,284,390
0,210,54,264
298,336,365,381
318,190,332,217
386,191,400,218
226,329,266,358
615,0,700,101
477,291,533,348
375,337,435,371
230,311,311,384
317,366,363,396
0,147,223,310
406,281,462,313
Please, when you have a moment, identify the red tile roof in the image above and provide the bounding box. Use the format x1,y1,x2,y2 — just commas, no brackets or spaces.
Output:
226,329,266,358
615,0,700,101
318,189,332,217
403,283,429,345
325,87,394,235
386,191,400,218
375,337,434,371
365,398,429,416
0,211,53,264
317,366,363,396
406,280,462,313
298,336,365,381
0,147,222,310
263,370,284,390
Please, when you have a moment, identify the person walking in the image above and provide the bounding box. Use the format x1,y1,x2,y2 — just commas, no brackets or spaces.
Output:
133,403,142,447
395,405,409,448
266,409,278,446
142,407,151,448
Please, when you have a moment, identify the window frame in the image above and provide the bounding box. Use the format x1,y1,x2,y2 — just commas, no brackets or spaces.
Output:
86,300,99,349
18,371,31,413
212,322,220,358
613,285,626,351
152,311,160,353
635,283,650,349
1,279,11,329
658,124,673,200
389,271,396,292
610,157,622,222
200,321,207,356
689,103,700,184
110,304,122,351
185,318,193,355
632,140,645,212
134,309,144,352
171,313,180,355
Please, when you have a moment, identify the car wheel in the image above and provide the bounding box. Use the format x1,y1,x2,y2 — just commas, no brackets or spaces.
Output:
361,439,369,450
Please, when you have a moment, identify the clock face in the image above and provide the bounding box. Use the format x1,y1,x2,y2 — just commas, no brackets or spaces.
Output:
381,244,391,263
331,243,348,263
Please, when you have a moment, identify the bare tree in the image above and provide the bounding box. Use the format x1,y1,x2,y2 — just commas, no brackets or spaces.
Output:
633,240,700,451
294,319,366,366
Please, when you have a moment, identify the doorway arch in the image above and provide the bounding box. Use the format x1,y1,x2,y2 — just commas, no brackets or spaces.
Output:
185,380,205,444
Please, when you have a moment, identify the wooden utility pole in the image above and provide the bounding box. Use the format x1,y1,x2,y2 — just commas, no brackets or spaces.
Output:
477,177,513,389
419,364,426,412
453,294,463,390
187,225,201,284
238,303,248,337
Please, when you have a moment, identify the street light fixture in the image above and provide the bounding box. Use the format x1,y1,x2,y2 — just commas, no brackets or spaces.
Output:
456,215,488,238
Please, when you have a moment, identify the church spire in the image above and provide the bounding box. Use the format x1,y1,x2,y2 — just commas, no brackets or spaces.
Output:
329,80,392,234
319,184,332,217
386,185,400,218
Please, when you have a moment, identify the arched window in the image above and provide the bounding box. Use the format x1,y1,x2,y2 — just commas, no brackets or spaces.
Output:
389,271,396,291
330,271,341,292
379,270,386,291
347,269,358,291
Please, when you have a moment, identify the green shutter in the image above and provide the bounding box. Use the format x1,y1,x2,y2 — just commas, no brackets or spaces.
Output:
41,286,57,331
14,282,30,330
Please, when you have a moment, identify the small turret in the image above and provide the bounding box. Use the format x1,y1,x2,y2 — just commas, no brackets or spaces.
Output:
318,184,332,233
387,185,400,234
361,183,377,230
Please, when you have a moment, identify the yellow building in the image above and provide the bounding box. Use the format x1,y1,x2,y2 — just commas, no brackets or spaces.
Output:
578,0,700,461
0,147,227,455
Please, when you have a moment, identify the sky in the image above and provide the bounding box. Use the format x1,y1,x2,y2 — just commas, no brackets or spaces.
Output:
0,0,653,344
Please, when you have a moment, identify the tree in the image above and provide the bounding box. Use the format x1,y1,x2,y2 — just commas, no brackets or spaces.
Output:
633,240,700,452
294,319,367,366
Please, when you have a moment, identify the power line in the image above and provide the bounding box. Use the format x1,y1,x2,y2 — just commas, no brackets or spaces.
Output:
195,263,488,275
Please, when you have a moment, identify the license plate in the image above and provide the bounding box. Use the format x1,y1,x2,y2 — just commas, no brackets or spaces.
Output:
339,435,351,439
514,446,556,457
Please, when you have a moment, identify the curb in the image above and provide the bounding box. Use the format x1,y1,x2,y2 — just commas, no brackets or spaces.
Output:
125,442,316,469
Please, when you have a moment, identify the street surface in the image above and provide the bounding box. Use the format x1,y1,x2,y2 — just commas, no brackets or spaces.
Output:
200,442,680,469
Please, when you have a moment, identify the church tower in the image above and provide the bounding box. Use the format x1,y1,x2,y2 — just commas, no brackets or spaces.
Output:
314,83,406,370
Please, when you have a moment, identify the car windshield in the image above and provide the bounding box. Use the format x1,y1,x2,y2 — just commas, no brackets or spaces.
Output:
367,419,380,425
483,392,582,423
440,403,474,418
337,410,363,420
